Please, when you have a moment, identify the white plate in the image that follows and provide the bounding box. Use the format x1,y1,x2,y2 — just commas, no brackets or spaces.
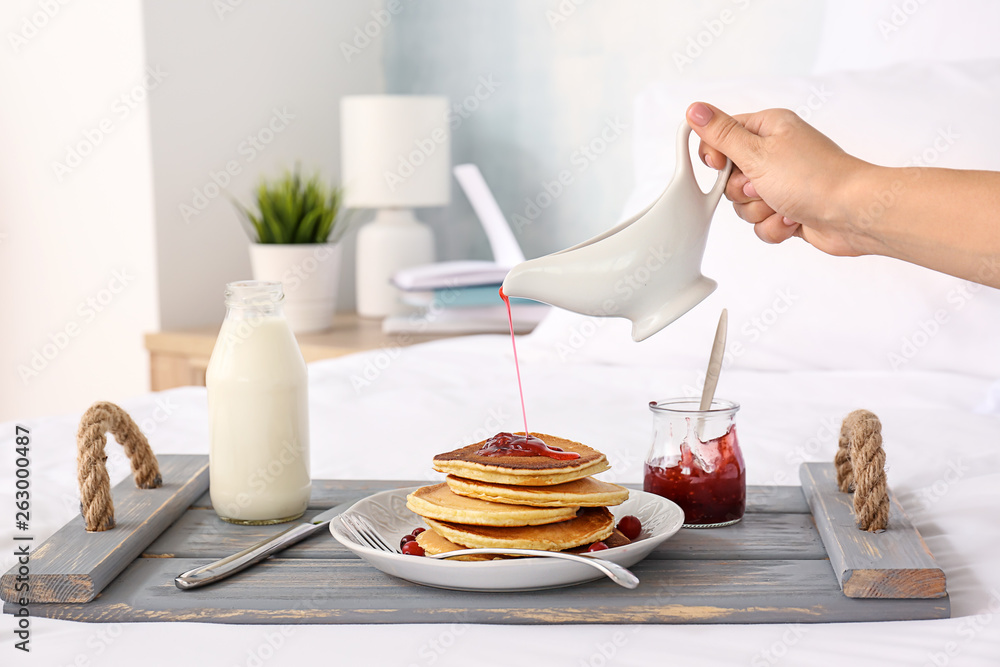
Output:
329,486,684,591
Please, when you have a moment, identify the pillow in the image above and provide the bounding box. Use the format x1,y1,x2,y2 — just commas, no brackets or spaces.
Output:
522,60,1000,378
812,1,1000,74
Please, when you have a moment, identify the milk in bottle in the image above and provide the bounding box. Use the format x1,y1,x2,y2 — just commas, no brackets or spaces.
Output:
206,281,311,524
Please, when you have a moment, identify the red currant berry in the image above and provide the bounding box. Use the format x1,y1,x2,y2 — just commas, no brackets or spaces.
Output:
585,541,608,552
412,527,426,536
401,540,425,556
616,515,642,540
400,534,416,549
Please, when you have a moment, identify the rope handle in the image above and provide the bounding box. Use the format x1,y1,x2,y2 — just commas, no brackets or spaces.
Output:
76,401,162,532
834,409,889,532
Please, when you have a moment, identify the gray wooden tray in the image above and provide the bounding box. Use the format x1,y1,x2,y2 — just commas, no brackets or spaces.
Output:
1,456,949,624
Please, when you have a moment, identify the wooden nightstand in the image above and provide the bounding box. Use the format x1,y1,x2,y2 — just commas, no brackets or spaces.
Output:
144,313,474,391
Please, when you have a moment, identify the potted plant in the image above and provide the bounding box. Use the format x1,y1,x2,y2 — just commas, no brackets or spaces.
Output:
235,168,351,333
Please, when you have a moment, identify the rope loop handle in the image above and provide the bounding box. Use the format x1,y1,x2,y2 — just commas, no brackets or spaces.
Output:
76,401,162,532
835,409,889,532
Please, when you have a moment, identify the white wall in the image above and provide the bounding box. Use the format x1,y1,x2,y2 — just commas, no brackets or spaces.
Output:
0,0,158,421
383,0,825,259
10,0,976,421
0,0,386,421
142,0,386,329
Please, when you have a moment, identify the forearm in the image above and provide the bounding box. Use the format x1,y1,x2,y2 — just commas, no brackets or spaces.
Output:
842,164,1000,287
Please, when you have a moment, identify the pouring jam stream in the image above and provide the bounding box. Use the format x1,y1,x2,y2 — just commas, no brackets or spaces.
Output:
487,289,580,461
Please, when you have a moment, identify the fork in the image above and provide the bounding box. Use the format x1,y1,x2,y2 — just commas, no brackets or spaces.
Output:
339,513,640,589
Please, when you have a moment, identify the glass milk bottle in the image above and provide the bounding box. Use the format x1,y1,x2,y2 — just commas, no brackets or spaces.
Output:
206,281,311,524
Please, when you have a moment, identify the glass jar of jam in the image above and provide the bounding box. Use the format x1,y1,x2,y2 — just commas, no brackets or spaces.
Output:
643,398,745,528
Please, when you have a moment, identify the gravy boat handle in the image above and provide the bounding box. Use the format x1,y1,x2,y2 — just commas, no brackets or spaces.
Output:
675,121,733,211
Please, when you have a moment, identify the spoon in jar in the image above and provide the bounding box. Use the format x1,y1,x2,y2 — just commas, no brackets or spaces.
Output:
698,309,728,439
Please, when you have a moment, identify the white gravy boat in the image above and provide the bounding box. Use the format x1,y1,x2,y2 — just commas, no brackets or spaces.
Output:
501,122,733,341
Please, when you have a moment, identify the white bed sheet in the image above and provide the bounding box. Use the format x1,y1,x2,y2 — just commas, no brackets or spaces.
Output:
2,335,999,666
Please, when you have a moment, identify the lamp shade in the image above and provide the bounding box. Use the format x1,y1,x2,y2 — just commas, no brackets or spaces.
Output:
341,95,451,208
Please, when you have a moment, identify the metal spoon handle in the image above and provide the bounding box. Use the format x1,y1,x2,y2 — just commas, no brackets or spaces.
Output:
427,548,639,589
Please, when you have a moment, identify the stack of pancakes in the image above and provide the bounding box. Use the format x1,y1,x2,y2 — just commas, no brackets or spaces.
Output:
406,433,630,559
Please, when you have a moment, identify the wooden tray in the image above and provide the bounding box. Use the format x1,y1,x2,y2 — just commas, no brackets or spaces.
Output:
1,456,949,624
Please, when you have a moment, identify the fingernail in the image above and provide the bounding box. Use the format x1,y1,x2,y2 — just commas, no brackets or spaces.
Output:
705,154,717,169
743,181,757,198
783,217,797,226
689,102,713,127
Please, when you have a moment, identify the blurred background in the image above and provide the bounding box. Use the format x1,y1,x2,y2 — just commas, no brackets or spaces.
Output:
2,0,999,421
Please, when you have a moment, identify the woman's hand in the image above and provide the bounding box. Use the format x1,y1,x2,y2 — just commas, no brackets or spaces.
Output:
686,101,1000,287
686,102,871,257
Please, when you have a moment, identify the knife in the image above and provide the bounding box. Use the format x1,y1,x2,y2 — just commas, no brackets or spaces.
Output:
174,498,359,590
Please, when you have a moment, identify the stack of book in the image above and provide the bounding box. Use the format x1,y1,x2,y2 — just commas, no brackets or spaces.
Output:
386,266,547,335
383,165,548,335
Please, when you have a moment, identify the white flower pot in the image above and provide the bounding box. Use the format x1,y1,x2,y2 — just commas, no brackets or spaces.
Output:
248,243,343,333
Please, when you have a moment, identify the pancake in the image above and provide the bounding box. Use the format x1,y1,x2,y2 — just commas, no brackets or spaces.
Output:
446,475,629,508
415,529,503,561
432,433,610,486
406,483,579,527
423,506,615,551
417,526,631,559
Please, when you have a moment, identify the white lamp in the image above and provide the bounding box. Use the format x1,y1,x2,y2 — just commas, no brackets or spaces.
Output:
341,95,450,317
